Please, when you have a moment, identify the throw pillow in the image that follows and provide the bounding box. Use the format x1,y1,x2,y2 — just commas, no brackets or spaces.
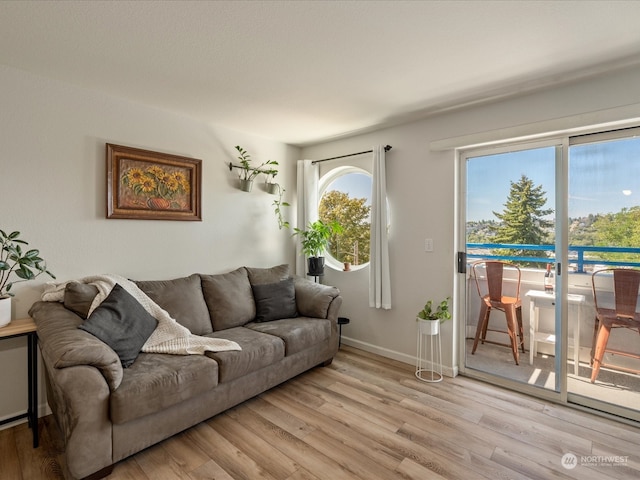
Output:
64,282,99,319
79,283,158,368
251,277,298,322
134,274,213,335
200,267,255,330
246,264,290,286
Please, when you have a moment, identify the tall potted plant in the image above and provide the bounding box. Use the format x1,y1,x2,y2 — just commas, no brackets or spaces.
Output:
293,220,343,276
0,230,55,327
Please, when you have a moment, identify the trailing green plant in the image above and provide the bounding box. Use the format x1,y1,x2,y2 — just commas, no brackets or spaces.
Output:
273,187,290,229
416,296,451,323
234,145,278,182
0,230,55,297
293,220,343,257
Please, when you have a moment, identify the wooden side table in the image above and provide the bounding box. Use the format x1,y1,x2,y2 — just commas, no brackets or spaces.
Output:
0,317,39,447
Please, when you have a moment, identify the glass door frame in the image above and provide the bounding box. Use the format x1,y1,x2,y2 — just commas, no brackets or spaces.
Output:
565,126,640,421
455,137,569,404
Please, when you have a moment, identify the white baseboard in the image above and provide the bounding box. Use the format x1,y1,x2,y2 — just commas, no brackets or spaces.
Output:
340,336,458,378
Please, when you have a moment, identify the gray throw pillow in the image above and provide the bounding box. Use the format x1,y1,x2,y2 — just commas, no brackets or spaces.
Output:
246,264,290,286
64,282,99,319
79,283,158,368
251,278,298,322
134,274,213,335
200,268,255,330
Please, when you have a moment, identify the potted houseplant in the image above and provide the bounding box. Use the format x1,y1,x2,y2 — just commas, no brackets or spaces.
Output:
293,219,343,276
0,230,55,327
234,145,278,192
264,168,280,195
416,296,451,335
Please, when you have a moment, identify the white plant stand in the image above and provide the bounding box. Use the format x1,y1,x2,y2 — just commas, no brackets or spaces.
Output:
415,318,443,382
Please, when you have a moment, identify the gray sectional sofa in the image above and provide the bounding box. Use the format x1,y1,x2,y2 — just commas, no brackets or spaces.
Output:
29,265,342,480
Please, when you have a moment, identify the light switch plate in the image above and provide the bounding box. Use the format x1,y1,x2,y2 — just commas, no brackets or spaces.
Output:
425,238,433,252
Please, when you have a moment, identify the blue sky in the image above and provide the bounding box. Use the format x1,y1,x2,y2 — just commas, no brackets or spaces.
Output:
326,172,372,204
466,137,640,221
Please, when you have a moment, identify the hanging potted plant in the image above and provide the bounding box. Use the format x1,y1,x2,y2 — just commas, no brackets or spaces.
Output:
293,220,343,276
233,146,278,192
416,296,451,335
0,230,56,327
264,168,280,195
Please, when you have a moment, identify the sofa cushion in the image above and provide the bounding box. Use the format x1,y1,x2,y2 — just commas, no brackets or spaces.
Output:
252,278,297,322
200,268,255,330
135,274,213,335
110,353,219,424
79,284,158,368
205,327,285,383
63,282,99,319
246,264,290,286
246,318,331,356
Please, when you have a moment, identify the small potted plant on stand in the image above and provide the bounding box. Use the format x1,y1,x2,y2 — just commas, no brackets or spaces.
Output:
416,297,451,334
415,296,451,383
293,220,343,276
0,230,55,327
233,146,278,192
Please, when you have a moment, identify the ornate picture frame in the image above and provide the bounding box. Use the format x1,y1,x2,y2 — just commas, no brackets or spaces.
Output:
106,144,202,221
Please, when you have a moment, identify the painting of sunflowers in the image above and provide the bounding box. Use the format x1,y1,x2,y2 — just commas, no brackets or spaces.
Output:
107,144,202,221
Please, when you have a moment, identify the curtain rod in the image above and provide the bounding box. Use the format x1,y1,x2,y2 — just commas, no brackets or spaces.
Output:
311,145,392,164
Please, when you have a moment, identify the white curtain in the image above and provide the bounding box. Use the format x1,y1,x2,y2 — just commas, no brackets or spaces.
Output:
295,160,319,276
369,145,392,309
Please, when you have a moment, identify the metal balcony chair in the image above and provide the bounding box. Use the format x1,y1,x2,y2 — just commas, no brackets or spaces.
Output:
471,260,525,364
590,268,640,383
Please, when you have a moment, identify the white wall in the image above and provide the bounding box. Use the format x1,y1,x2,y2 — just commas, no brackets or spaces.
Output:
0,65,299,424
301,64,640,375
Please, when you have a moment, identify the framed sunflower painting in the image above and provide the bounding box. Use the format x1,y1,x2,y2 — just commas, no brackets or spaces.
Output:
106,144,202,221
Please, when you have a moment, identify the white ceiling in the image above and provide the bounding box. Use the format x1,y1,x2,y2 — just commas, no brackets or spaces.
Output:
2,1,640,146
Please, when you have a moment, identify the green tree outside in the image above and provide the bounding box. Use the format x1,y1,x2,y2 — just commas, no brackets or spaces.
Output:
590,206,640,264
319,190,371,264
491,174,554,263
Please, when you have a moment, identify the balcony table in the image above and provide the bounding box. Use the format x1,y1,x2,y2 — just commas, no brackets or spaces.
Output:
525,290,586,375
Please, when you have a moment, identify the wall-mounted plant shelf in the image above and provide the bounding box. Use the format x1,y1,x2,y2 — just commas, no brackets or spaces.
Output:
229,145,279,193
228,162,273,176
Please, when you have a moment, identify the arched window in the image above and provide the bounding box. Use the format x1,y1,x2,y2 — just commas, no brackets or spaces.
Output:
318,166,372,270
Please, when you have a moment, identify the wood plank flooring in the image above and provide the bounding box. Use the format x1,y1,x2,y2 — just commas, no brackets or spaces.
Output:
4,345,640,479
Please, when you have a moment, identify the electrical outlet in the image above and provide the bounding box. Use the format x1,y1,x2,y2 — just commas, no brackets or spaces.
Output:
424,238,433,252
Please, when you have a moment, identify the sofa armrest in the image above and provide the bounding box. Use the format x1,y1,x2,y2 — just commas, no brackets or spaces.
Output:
41,347,113,479
293,275,341,319
29,301,124,391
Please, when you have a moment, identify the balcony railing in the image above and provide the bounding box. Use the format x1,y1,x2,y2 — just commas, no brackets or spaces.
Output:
466,243,640,273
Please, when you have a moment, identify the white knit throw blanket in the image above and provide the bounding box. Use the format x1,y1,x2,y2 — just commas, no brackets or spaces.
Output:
42,274,241,355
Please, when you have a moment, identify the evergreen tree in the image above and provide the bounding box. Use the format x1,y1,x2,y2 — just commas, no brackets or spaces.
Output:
319,190,371,264
492,174,554,261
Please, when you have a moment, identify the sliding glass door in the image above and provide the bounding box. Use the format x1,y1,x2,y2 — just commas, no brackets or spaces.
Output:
459,128,640,421
461,142,561,393
566,128,640,420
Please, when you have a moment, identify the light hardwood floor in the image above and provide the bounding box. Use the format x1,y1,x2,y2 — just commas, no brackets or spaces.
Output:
3,345,640,479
